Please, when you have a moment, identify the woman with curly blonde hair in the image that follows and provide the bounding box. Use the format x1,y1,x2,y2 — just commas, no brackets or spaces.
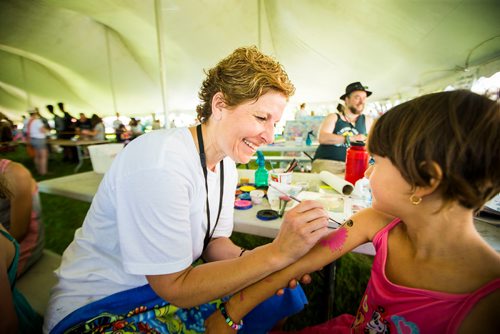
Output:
45,47,331,334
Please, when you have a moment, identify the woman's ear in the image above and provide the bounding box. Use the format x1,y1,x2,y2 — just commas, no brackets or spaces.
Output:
211,92,226,118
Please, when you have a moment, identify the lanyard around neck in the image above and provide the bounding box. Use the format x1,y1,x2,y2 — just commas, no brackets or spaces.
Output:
196,124,224,253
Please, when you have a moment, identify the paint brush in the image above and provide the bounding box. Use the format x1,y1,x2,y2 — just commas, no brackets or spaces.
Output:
285,159,298,173
268,183,341,227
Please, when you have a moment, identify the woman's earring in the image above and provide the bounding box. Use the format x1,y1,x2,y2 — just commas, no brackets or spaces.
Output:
409,194,422,205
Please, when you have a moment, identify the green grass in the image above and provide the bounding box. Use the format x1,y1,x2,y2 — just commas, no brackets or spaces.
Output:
1,145,373,330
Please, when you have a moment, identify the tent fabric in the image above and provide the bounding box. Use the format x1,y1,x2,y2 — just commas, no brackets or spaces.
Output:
0,0,499,121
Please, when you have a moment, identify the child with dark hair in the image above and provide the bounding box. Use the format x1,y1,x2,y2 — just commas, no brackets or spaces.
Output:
206,90,500,333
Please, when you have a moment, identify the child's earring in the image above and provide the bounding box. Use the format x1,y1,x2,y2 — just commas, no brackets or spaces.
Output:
409,194,422,205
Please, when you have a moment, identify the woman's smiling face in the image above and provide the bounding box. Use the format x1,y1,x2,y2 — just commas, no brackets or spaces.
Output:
218,90,286,163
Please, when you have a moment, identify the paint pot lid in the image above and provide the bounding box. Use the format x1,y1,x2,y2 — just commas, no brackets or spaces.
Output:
256,209,279,221
234,199,253,210
239,185,256,192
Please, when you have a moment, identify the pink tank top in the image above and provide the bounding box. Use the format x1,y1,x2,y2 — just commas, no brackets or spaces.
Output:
351,218,500,334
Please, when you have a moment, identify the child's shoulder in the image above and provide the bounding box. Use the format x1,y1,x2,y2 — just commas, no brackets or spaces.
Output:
476,247,500,281
350,208,396,241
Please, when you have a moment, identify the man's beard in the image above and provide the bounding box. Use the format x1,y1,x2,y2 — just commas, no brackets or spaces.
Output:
348,105,364,115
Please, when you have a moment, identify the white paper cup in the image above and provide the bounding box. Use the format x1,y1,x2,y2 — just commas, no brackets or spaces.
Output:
250,189,265,204
270,168,293,185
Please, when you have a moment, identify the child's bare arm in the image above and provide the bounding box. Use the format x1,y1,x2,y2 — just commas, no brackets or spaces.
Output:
205,209,391,333
458,289,500,334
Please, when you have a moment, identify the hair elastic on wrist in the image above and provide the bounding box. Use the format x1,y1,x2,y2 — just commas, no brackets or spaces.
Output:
345,134,351,147
219,302,243,331
239,248,247,257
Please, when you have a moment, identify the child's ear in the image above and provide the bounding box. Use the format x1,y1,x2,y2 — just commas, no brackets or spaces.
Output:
418,161,442,195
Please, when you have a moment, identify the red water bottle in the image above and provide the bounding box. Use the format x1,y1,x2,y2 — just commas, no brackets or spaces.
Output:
345,142,369,185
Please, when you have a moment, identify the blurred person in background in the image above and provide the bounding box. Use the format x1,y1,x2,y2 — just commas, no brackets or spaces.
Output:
0,174,43,333
0,159,44,278
81,114,106,141
112,113,124,142
75,113,92,139
25,110,49,176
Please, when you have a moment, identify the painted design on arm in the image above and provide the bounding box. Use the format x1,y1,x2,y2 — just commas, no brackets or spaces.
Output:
320,226,348,253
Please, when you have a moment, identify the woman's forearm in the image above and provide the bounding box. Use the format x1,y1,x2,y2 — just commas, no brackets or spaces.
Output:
148,242,299,308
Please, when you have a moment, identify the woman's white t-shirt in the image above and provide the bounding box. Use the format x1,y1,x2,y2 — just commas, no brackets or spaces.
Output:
44,128,238,331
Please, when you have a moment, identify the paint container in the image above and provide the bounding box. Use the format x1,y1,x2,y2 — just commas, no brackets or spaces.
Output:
239,185,256,193
250,189,265,204
238,192,251,201
234,199,253,210
270,168,293,185
256,209,279,221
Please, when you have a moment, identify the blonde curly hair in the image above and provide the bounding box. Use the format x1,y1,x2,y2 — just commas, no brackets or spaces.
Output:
196,46,295,123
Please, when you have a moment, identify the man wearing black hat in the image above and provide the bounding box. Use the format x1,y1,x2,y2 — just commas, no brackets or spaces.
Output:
313,82,373,172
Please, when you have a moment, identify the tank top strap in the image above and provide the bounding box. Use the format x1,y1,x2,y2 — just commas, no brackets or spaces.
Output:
372,217,401,245
0,228,19,285
0,159,11,173
448,278,500,333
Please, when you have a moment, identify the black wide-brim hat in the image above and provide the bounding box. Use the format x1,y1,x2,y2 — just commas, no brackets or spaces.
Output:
340,82,372,100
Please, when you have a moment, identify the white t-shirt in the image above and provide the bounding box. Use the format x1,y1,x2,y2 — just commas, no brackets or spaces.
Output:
44,128,237,331
29,118,46,139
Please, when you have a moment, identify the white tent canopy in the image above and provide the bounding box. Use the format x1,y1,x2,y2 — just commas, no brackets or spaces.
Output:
0,0,499,122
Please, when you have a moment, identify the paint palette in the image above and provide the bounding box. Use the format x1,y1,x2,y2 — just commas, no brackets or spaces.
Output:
290,191,351,227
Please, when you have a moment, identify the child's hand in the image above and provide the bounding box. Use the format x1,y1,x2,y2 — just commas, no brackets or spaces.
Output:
205,309,236,334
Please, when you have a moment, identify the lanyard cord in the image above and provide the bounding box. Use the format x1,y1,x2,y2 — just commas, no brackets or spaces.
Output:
196,124,224,254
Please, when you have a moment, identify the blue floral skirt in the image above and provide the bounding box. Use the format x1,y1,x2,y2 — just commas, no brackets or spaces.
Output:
51,284,307,334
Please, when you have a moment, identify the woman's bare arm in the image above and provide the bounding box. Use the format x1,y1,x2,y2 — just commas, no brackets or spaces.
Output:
147,200,332,308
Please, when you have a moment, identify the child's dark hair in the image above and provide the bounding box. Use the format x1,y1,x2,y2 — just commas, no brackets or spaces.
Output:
368,90,499,210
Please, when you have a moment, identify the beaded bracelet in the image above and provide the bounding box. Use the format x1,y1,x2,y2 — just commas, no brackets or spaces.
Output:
219,302,244,331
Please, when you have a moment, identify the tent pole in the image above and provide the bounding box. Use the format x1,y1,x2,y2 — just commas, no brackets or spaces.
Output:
20,56,32,109
155,0,169,128
257,0,261,49
104,27,118,116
